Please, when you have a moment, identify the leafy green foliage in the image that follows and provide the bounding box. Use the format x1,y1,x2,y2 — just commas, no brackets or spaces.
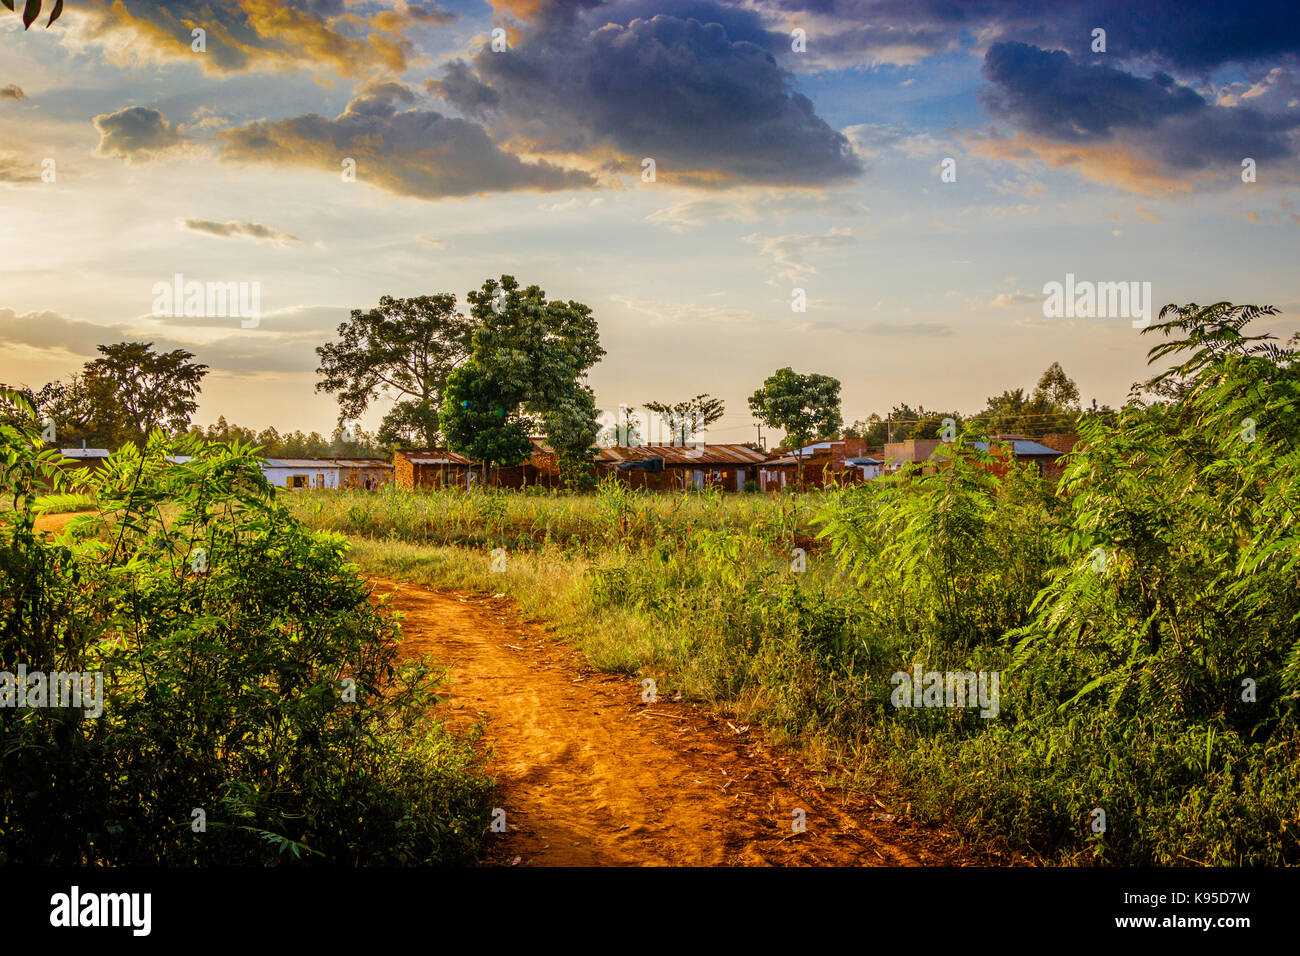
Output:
316,294,476,448
440,359,532,475
748,367,843,455
0,400,491,865
35,343,209,449
448,275,604,480
5,0,63,30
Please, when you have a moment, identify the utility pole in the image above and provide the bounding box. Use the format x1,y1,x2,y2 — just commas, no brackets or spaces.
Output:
886,412,893,445
755,422,764,452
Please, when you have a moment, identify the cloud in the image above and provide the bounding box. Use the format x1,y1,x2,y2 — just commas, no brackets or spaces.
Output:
179,218,301,245
150,304,347,334
645,195,765,230
978,42,1300,185
992,291,1038,307
432,12,862,187
753,0,1300,73
742,226,856,282
93,106,189,163
0,306,333,375
218,82,594,199
0,154,41,185
1,85,25,100
67,0,452,78
416,234,445,248
968,129,1197,196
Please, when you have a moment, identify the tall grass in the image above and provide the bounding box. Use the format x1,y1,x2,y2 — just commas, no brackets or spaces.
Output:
287,304,1300,866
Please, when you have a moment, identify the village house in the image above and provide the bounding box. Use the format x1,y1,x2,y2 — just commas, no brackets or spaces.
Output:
393,440,566,490
392,448,474,489
758,438,882,490
882,434,1075,479
259,458,393,491
596,443,767,491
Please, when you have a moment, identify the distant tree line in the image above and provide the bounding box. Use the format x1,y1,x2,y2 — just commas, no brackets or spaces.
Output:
16,296,1096,474
844,361,1099,445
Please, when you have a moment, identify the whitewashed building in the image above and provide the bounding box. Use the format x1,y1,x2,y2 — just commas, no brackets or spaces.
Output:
257,458,393,490
259,458,341,490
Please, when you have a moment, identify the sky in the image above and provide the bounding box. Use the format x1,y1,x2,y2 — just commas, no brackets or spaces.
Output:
2,0,1298,444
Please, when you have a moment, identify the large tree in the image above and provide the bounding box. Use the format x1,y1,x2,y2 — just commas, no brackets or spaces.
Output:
643,394,724,446
316,294,475,448
445,275,604,479
748,367,842,482
439,360,531,484
37,343,208,448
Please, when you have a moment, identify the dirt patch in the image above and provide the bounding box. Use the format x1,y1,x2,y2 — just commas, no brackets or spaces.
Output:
31,512,87,538
371,576,971,867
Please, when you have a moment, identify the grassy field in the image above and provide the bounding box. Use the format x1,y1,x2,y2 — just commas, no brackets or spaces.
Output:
289,475,1300,866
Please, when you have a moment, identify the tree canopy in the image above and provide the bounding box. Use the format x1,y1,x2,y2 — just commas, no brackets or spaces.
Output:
643,394,725,446
748,367,842,460
441,275,604,478
316,294,475,448
36,342,208,449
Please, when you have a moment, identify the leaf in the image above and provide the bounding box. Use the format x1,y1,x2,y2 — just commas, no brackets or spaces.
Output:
47,0,60,27
22,0,40,29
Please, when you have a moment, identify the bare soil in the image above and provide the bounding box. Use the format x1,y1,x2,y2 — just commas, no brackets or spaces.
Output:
371,576,971,867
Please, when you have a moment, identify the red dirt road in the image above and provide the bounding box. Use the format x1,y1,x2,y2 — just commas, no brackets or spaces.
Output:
371,576,965,867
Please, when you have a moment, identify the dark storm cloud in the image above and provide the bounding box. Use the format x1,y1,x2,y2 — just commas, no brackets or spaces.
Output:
435,11,862,186
758,0,1300,72
981,41,1300,170
218,82,594,198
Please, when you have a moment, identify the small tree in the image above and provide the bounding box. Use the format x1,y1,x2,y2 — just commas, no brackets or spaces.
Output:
748,367,842,484
643,394,724,446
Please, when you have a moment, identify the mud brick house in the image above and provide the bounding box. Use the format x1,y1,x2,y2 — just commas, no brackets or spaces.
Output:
335,459,394,490
56,447,111,488
966,438,1066,478
759,438,883,490
883,434,1076,480
596,443,768,491
393,448,475,489
882,438,944,474
492,439,566,488
394,440,567,489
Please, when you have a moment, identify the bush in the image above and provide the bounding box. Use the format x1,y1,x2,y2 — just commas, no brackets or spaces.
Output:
0,399,492,865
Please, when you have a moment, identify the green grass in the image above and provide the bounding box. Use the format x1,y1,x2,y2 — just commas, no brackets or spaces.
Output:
291,481,1300,867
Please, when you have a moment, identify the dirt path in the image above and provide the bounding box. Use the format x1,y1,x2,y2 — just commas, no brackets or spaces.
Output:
371,577,966,867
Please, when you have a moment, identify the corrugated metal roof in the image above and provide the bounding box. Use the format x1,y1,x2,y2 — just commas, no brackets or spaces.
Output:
396,448,472,466
333,459,393,468
596,443,767,466
969,440,1062,456
262,459,342,469
60,448,110,458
